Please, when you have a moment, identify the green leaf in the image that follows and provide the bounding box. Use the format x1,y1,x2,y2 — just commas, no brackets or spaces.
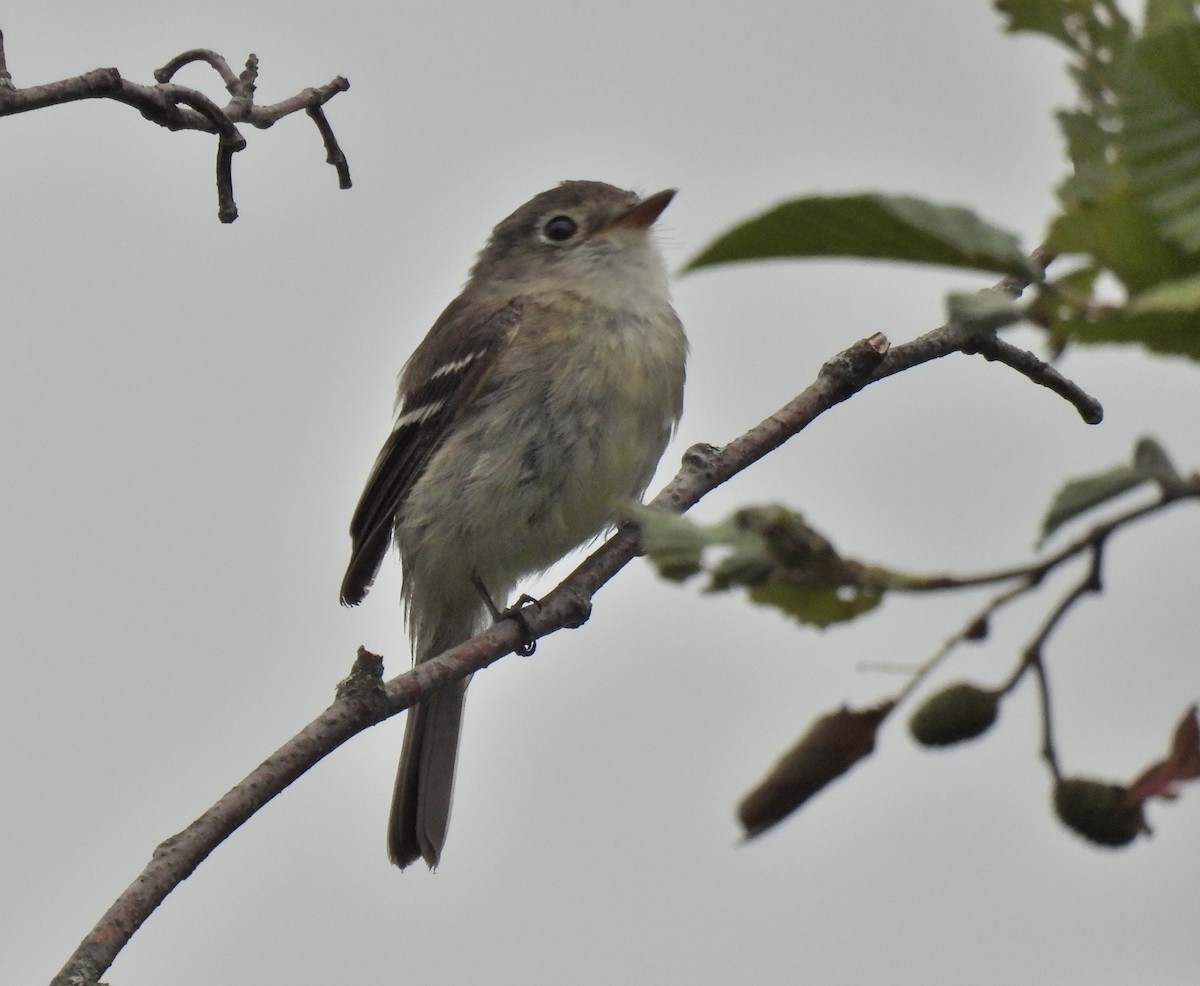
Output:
995,0,1132,49
1044,182,1196,292
630,503,886,628
1144,0,1199,35
1141,23,1200,111
1039,437,1177,542
1133,435,1182,486
625,504,711,581
683,194,1033,278
946,288,1025,331
993,0,1076,46
746,583,883,629
628,504,770,584
1126,271,1200,312
1026,265,1100,330
706,540,776,591
1055,109,1124,203
1053,307,1200,359
1040,464,1149,543
1118,38,1200,252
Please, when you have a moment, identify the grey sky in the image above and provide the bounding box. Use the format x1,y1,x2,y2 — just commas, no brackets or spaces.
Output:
4,2,1197,984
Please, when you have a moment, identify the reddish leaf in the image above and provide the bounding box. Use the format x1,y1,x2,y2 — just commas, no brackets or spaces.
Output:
1126,704,1200,805
738,702,895,839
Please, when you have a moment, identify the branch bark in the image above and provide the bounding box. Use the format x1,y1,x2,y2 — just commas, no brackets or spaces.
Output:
48,320,1103,986
0,38,351,222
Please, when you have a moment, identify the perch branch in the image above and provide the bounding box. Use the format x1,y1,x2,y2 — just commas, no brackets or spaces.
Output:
49,317,1104,984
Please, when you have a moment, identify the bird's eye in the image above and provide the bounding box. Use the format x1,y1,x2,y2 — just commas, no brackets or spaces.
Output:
542,215,578,242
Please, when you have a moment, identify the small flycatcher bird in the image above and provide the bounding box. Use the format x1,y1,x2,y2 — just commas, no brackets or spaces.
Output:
341,180,687,870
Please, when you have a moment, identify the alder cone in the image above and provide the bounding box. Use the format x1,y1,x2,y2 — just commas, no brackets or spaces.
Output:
1054,778,1144,848
909,682,999,747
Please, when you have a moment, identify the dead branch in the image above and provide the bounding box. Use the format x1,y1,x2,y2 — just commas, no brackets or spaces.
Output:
0,34,350,222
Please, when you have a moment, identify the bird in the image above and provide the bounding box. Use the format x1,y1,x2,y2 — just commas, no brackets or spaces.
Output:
341,180,687,869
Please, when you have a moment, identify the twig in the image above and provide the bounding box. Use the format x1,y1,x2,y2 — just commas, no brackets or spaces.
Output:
1007,538,1107,780
880,489,1194,594
869,320,1103,425
48,319,1103,984
0,29,12,90
856,485,1197,740
308,104,353,188
1030,655,1060,779
0,43,350,222
965,332,1103,424
154,48,240,89
891,578,1033,707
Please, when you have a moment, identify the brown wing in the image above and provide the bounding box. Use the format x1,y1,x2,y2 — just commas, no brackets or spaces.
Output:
339,297,524,606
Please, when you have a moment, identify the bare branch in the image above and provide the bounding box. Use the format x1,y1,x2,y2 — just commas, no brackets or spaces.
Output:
0,42,350,222
963,331,1104,424
48,318,1109,982
307,104,353,188
869,320,1104,424
154,48,240,88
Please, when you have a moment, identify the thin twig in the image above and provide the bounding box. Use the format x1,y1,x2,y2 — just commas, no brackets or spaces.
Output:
966,331,1104,424
159,82,245,144
216,139,239,223
892,577,1035,707
308,104,352,188
1031,655,1060,780
881,490,1193,594
869,320,1103,425
0,29,12,90
1008,538,1107,780
154,49,239,88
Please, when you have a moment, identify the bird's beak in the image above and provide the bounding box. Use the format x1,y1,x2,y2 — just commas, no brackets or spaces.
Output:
601,188,676,232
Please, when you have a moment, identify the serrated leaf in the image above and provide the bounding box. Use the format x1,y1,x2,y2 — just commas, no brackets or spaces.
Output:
993,0,1076,46
1142,24,1200,109
1119,39,1200,252
684,194,1032,278
1056,110,1124,203
1058,159,1124,205
1145,0,1199,34
1045,183,1195,292
747,583,883,629
1057,108,1111,166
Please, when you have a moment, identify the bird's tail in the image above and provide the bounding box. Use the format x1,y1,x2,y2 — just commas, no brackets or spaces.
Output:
387,601,482,870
